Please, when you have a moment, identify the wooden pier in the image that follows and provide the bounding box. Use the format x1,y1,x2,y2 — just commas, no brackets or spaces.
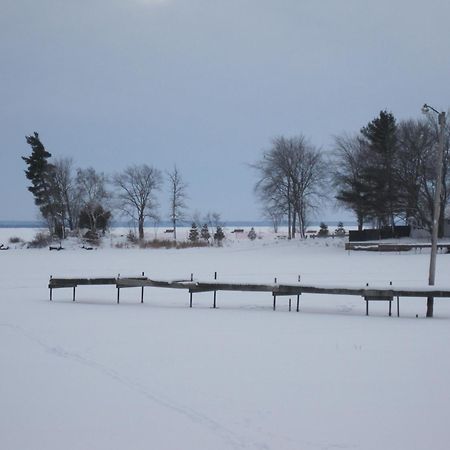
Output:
345,242,450,252
48,275,450,317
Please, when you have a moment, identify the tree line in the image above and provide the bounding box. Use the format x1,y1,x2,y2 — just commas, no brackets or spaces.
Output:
22,132,193,241
23,106,450,242
253,109,449,238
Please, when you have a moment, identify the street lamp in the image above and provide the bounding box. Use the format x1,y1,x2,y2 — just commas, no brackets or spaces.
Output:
422,103,446,318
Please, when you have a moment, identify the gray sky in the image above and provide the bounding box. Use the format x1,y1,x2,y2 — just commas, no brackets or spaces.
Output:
1,0,449,222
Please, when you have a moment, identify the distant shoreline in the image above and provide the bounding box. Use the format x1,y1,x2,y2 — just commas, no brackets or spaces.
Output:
0,220,356,229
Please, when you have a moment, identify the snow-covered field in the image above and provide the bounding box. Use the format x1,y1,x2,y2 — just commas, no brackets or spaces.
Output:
1,227,450,450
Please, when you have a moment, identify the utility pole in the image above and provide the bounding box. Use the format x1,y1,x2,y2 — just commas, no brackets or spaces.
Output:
422,104,446,317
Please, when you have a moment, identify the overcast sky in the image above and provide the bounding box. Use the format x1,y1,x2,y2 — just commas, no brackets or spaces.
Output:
1,0,449,222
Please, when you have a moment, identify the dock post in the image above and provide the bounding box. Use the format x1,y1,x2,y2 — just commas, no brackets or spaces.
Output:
213,272,217,308
141,272,145,303
389,281,392,316
117,274,120,304
366,283,369,316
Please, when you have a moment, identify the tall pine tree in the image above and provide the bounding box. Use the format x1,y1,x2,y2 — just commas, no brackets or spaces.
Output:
22,132,59,232
360,111,400,228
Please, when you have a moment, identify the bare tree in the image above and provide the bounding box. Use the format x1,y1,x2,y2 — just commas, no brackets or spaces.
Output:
114,165,162,240
76,167,111,233
332,134,371,231
263,202,284,233
167,165,188,241
52,158,80,233
253,136,326,238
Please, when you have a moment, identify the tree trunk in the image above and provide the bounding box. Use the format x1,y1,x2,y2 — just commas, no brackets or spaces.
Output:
138,216,144,241
358,215,363,232
292,209,296,239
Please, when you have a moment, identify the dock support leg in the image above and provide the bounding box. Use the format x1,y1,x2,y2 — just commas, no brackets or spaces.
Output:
117,287,120,304
366,300,369,316
389,300,392,317
289,298,291,311
397,296,400,317
296,295,300,312
273,295,276,311
73,286,76,302
190,292,193,308
50,288,52,301
213,272,217,308
141,272,144,303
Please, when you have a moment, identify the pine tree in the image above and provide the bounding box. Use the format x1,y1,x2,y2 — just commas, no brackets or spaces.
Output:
214,226,225,245
22,132,59,232
317,222,329,237
360,111,400,228
200,224,210,242
188,222,199,242
248,227,257,240
334,221,346,236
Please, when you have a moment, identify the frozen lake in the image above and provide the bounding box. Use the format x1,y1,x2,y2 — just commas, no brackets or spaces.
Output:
1,230,450,450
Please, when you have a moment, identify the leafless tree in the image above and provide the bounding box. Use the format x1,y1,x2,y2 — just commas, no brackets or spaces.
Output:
167,165,188,241
76,167,111,233
422,111,450,236
263,202,284,233
52,158,80,233
396,119,436,231
253,136,326,238
331,134,371,231
114,165,162,240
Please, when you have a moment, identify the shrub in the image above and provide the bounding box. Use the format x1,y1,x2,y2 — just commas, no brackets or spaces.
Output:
28,231,52,248
334,221,346,236
9,236,23,244
214,226,225,246
317,222,329,237
127,230,138,244
83,230,100,246
189,223,199,242
200,224,211,242
137,239,209,249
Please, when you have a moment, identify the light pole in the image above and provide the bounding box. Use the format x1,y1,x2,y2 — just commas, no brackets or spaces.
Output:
422,103,446,318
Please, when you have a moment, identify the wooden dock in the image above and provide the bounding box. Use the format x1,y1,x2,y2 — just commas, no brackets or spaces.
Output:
345,242,450,252
48,275,450,317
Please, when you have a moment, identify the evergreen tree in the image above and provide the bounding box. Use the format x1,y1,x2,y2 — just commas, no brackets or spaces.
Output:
22,132,60,233
188,222,199,242
334,221,346,236
360,111,400,228
200,224,211,242
317,222,329,237
248,227,257,240
214,226,225,245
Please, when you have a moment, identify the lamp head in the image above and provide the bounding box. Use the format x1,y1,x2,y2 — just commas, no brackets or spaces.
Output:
422,103,430,114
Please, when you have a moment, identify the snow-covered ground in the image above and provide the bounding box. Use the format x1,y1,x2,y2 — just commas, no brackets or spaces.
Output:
1,227,450,450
